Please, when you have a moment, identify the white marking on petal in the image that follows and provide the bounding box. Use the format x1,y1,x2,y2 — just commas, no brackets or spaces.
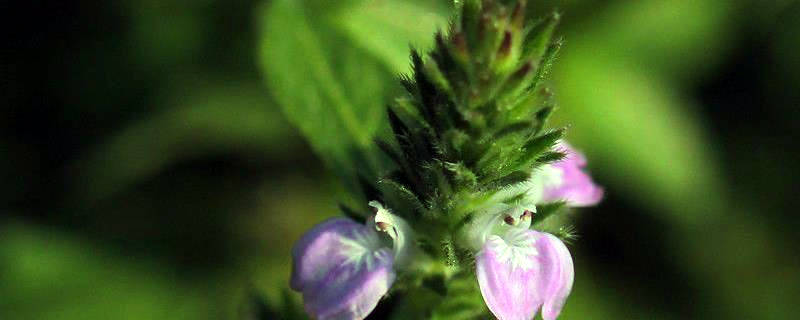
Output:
489,227,539,271
477,229,543,320
337,227,384,273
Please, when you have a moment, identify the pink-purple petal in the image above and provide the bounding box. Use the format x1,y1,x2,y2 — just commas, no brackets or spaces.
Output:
476,229,575,320
476,233,542,320
290,218,395,320
290,218,355,291
533,231,574,320
304,249,395,320
542,142,603,207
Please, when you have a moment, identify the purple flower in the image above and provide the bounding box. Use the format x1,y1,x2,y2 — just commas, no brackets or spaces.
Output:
541,142,603,207
475,213,574,320
290,202,410,320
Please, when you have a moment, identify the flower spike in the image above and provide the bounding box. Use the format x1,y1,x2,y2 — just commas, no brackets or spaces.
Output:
285,0,601,318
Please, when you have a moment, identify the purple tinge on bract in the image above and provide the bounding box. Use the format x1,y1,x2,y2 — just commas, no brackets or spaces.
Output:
290,218,395,320
542,142,603,206
476,229,574,320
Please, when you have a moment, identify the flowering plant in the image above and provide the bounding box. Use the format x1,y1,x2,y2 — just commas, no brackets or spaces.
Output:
288,1,602,319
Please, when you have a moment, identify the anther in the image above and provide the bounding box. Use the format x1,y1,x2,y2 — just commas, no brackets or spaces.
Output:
520,210,533,220
376,221,391,232
503,215,516,225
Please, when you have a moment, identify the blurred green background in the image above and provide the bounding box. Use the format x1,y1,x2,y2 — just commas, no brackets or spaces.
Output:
3,0,799,319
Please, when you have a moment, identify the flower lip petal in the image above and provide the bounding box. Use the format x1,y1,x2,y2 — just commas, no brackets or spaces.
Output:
534,231,574,320
290,218,361,291
290,217,395,320
476,228,575,320
304,248,396,320
476,230,542,320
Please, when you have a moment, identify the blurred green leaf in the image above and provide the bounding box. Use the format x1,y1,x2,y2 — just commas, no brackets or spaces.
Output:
258,0,399,188
334,0,450,73
555,56,724,226
0,222,236,320
567,0,734,82
552,0,732,225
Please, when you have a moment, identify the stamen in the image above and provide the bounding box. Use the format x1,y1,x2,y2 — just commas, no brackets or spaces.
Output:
503,215,516,225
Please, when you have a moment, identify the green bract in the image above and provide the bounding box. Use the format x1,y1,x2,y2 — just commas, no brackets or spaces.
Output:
375,0,566,269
